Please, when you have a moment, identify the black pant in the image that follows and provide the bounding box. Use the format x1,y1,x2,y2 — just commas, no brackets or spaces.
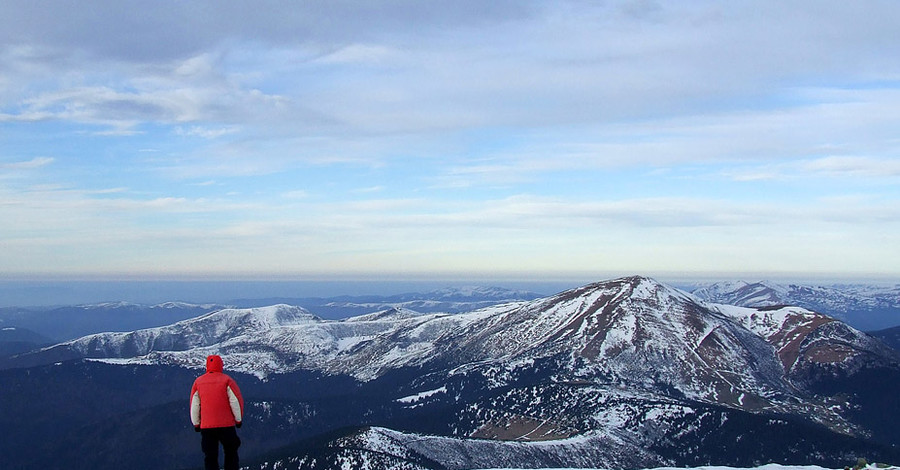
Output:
200,426,241,470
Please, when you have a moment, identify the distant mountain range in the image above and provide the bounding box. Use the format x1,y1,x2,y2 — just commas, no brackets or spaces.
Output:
0,326,53,356
0,301,230,343
228,285,545,319
2,280,897,348
689,280,900,331
2,276,898,470
872,326,900,351
0,286,542,345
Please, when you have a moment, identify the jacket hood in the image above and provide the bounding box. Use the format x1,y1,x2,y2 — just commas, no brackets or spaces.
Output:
206,355,224,373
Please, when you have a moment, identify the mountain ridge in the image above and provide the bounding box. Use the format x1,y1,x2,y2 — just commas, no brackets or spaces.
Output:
691,280,900,331
3,275,899,470
10,276,896,413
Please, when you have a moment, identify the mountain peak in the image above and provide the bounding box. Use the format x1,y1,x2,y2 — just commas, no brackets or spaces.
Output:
691,280,789,308
344,307,426,323
198,304,318,330
561,275,696,309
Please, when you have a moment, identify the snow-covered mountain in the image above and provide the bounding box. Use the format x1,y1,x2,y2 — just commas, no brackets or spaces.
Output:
249,426,664,470
0,301,230,342
16,277,897,399
12,277,896,418
297,285,544,318
247,427,896,470
690,281,900,331
416,285,541,301
4,276,899,470
22,304,439,376
0,287,537,347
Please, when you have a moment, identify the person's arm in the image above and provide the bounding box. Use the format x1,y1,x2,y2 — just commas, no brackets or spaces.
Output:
190,386,201,430
226,380,244,426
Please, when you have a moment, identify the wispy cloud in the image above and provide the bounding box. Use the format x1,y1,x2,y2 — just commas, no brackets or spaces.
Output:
4,79,288,134
0,157,54,170
720,154,900,183
175,125,240,139
802,156,900,178
352,186,386,194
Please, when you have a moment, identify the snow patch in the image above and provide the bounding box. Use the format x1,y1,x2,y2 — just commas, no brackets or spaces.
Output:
396,386,448,404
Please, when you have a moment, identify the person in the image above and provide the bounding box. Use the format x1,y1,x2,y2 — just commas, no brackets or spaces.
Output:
190,354,245,470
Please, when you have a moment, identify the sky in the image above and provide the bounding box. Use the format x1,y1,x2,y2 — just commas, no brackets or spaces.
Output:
2,0,900,283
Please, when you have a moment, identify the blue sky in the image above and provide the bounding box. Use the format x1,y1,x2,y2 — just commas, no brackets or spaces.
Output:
2,0,899,281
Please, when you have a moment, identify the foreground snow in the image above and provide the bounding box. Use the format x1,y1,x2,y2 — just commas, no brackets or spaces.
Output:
477,466,896,470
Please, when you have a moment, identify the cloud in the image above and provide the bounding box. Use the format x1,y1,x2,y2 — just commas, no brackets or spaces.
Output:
0,0,532,64
4,2,900,144
720,154,900,183
175,125,240,139
314,44,403,66
3,76,289,133
2,181,897,275
352,186,386,194
281,190,309,200
2,1,900,277
299,1,900,133
0,157,54,170
429,81,900,189
246,194,897,237
802,156,900,178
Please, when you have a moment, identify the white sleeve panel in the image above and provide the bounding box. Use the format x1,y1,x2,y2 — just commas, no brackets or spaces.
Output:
227,386,242,423
190,391,201,427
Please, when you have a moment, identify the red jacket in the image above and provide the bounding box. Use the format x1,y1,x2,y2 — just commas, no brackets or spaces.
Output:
190,355,244,429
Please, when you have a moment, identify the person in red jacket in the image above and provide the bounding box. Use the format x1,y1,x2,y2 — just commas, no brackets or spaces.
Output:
190,354,245,470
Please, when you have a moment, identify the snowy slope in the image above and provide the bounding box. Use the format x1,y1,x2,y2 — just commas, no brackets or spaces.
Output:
272,426,665,470
56,304,452,378
710,303,896,374
248,424,898,470
485,466,891,470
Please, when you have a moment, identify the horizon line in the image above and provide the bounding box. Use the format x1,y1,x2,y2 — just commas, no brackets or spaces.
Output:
1,269,898,284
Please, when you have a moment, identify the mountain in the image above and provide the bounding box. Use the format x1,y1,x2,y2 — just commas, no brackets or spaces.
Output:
2,304,432,375
690,281,900,331
0,326,53,356
0,287,541,346
0,301,229,342
247,424,893,470
228,285,544,318
248,426,663,470
19,277,894,398
2,276,899,470
871,325,900,351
